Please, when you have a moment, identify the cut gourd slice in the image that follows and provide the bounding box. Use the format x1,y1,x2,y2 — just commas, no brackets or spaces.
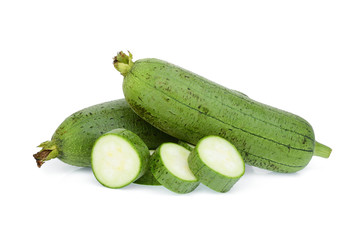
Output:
91,128,149,188
188,135,245,193
151,143,199,193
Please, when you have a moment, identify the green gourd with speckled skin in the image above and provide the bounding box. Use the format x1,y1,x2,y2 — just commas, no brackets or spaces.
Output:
113,52,332,173
33,99,176,169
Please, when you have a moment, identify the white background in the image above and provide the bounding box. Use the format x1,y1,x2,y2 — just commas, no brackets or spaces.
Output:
1,0,357,239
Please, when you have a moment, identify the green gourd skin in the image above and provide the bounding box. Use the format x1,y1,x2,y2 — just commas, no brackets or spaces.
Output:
33,99,177,168
134,170,161,185
134,150,161,186
114,52,332,173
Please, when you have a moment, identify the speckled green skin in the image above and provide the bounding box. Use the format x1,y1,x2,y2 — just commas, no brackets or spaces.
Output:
122,59,316,173
177,140,195,151
51,99,176,167
188,136,245,193
150,144,199,194
91,128,150,188
135,150,161,185
133,170,161,185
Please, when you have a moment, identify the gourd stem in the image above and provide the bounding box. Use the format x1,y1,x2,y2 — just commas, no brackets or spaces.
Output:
33,141,59,168
113,51,133,76
314,141,332,158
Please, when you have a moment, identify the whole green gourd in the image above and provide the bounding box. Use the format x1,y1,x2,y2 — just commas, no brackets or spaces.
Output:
113,51,331,173
33,99,176,168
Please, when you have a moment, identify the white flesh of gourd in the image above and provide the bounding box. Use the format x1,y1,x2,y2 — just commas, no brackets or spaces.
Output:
160,143,197,181
92,135,140,187
198,136,244,177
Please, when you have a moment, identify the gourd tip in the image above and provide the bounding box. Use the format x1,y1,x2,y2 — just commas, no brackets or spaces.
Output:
33,141,59,168
314,141,332,159
113,50,133,76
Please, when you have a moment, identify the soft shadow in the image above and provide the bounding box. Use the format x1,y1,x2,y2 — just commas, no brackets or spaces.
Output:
72,166,100,186
243,164,255,175
42,159,80,174
122,182,177,195
267,170,300,177
127,183,216,196
243,164,300,177
73,166,92,173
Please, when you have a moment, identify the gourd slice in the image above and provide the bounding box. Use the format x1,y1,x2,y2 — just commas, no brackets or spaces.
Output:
188,136,245,193
91,128,149,188
151,143,199,193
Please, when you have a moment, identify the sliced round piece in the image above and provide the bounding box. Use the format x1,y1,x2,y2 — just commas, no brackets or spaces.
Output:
188,136,245,193
134,150,161,186
151,143,199,194
91,128,150,188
